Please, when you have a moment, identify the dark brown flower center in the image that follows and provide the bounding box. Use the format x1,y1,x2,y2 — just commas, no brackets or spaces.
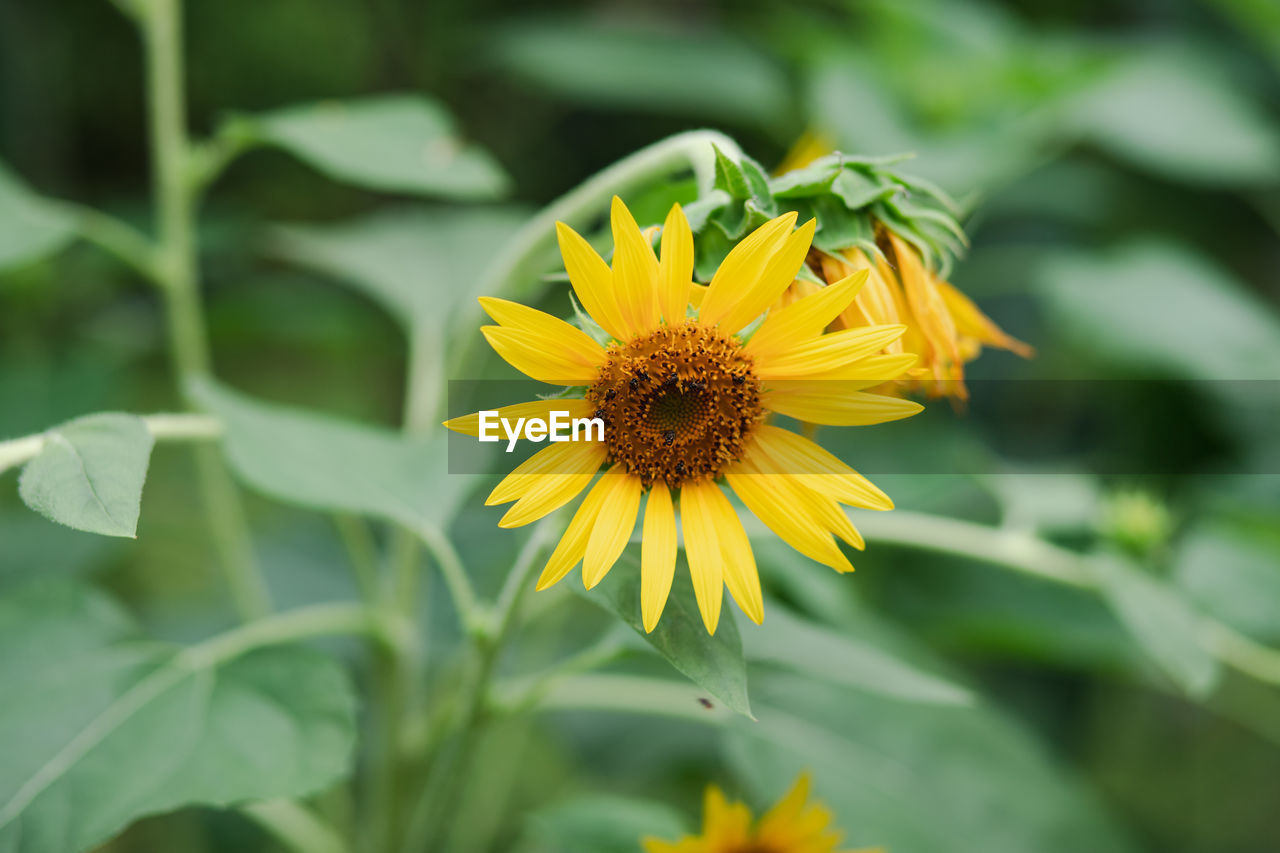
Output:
586,322,762,488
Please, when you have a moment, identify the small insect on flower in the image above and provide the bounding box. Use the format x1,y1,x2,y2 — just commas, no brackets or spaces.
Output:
445,197,922,634
642,773,882,853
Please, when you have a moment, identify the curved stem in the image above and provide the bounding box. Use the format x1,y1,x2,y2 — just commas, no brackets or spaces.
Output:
241,800,350,853
179,602,395,669
0,412,222,476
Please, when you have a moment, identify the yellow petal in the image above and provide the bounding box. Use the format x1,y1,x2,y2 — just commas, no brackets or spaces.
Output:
763,389,924,426
699,482,763,624
744,269,869,361
657,204,694,325
478,297,606,365
725,462,852,573
444,398,593,437
699,213,796,328
833,249,904,337
716,218,817,334
888,232,960,363
582,470,643,589
498,471,598,528
757,773,812,838
610,196,660,335
556,221,630,341
487,437,604,505
680,480,725,634
934,278,1034,357
754,325,907,380
481,327,601,385
785,351,918,383
640,486,678,632
751,424,892,510
536,473,612,590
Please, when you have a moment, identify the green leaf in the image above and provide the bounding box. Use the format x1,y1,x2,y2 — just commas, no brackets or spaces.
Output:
0,581,356,853
189,376,472,531
267,207,527,335
712,144,752,200
1037,242,1280,380
1174,521,1280,643
520,795,687,853
484,21,790,128
726,670,1135,853
228,95,511,199
738,603,974,706
17,413,154,538
770,159,843,198
0,163,77,272
831,167,896,209
1091,555,1220,697
580,555,753,718
1066,47,1280,185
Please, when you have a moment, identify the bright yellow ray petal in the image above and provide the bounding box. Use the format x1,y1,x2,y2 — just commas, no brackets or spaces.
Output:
716,218,817,334
680,480,725,634
744,269,868,360
787,351,918,383
486,439,604,505
610,195,660,335
699,212,796,328
725,461,852,573
762,389,924,426
757,773,813,839
536,474,612,590
556,221,630,341
658,204,694,325
699,482,764,624
481,326,601,385
752,424,893,510
498,471,598,528
754,325,907,380
582,470,643,589
640,485,678,632
478,297,606,365
934,278,1034,357
444,398,593,437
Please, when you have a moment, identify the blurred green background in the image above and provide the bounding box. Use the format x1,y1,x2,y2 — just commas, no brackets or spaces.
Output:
3,0,1280,851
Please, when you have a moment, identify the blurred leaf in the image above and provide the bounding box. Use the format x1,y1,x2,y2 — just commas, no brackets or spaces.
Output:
229,95,511,199
582,557,752,718
1065,46,1280,185
17,413,154,538
1037,242,1280,380
1091,555,1220,696
485,21,791,128
0,581,356,853
190,377,472,531
267,207,527,335
0,509,119,591
739,602,974,706
0,164,77,272
983,472,1102,533
1174,521,1280,643
726,671,1135,853
519,794,687,853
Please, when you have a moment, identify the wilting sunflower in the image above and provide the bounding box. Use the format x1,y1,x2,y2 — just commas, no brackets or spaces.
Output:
643,773,880,853
446,197,920,634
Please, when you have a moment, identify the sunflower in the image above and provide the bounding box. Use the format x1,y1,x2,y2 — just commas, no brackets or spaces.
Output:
642,773,880,853
446,197,920,634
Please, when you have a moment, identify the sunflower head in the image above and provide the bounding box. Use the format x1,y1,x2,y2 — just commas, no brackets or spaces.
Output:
447,195,922,634
642,773,880,853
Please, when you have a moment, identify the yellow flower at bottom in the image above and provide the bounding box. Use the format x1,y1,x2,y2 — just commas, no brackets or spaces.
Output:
643,774,881,853
446,197,921,634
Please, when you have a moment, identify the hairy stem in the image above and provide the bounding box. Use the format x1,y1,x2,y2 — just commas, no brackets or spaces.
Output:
0,412,222,476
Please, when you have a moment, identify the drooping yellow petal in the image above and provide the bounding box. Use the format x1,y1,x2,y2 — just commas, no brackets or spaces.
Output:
481,327,601,385
679,480,725,634
888,231,960,366
555,221,630,341
935,278,1035,357
716,218,817,334
536,473,612,590
744,269,868,361
479,297,606,365
610,196,660,335
640,485,677,632
698,213,796,329
763,388,923,426
751,424,893,510
753,325,907,380
657,204,694,325
444,398,593,437
726,460,852,573
698,480,763,624
487,438,604,505
582,470,643,589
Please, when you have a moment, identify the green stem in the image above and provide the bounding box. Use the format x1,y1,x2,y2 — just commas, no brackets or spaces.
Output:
139,0,271,621
0,412,222,476
241,800,350,853
414,522,478,632
332,513,382,601
532,673,736,726
179,601,396,668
